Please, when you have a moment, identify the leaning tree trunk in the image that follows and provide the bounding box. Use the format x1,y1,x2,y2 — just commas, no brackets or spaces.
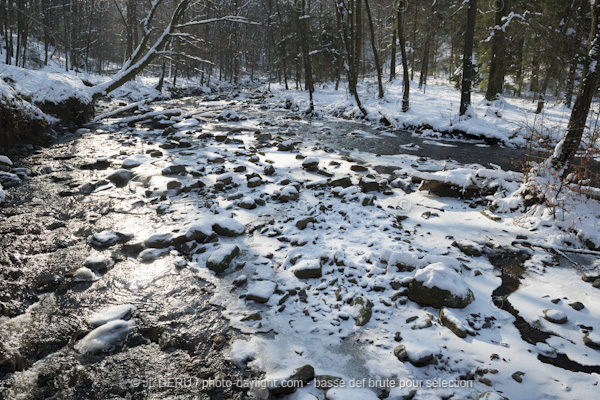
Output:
554,0,600,168
398,0,409,112
485,0,510,101
460,0,477,116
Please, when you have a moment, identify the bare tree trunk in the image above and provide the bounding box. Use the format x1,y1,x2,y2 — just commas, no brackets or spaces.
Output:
389,0,397,82
410,0,417,80
485,0,510,101
335,0,367,116
535,64,556,114
564,58,577,108
555,0,600,168
274,0,289,90
398,0,409,112
460,0,477,117
297,0,314,111
514,34,525,97
364,0,383,98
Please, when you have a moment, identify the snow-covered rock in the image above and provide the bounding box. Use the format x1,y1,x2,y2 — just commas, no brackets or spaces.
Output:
121,156,144,169
0,172,21,188
185,222,214,242
408,263,474,308
75,320,134,354
139,248,169,262
440,308,469,338
543,309,568,324
83,255,112,273
144,233,174,249
206,245,240,273
278,185,299,202
217,109,239,121
246,281,277,303
212,218,245,236
0,155,13,172
72,267,98,282
301,157,319,171
289,259,322,279
88,304,135,328
89,230,133,248
584,331,600,349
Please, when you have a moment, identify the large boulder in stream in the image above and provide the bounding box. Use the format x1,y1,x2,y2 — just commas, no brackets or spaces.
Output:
39,96,94,126
0,81,50,148
408,263,474,309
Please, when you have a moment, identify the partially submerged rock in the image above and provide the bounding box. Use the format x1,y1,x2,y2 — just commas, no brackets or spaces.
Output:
106,169,133,186
89,230,133,249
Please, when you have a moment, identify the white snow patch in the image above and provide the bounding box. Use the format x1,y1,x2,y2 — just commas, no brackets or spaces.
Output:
413,263,470,298
75,320,134,353
88,304,136,328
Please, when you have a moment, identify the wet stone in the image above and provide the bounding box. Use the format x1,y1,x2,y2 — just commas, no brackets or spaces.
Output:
89,230,134,249
106,169,133,186
139,248,170,262
0,172,22,188
84,256,112,274
144,233,174,248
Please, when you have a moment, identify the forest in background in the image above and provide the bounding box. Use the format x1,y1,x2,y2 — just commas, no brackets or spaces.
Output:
0,0,592,104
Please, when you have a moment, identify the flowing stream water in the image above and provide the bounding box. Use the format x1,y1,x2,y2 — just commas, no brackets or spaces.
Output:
1,89,597,399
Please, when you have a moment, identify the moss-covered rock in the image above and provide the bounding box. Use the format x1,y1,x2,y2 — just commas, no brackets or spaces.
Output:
352,297,374,326
440,308,467,338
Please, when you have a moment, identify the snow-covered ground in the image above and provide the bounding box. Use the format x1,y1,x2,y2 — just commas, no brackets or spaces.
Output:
268,77,599,149
45,90,598,400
